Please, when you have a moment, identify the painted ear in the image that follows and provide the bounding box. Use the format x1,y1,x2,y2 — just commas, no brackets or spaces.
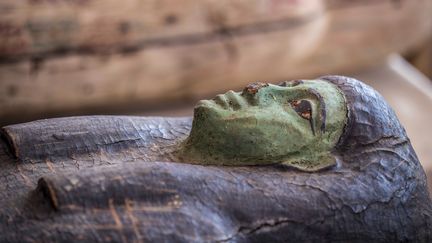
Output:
282,153,337,172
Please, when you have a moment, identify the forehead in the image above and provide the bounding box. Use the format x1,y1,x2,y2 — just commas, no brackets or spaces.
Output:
270,79,344,100
299,79,339,90
300,80,345,104
269,79,345,101
274,79,339,91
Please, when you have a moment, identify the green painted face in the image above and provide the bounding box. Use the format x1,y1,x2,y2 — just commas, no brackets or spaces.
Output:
177,79,347,171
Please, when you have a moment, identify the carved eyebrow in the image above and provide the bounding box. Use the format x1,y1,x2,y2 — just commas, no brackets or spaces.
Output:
278,80,303,87
279,82,326,133
307,88,326,133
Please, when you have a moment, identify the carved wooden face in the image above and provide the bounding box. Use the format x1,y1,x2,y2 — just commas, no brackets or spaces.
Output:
185,79,348,171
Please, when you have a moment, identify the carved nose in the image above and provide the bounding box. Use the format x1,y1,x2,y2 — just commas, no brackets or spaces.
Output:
242,82,269,95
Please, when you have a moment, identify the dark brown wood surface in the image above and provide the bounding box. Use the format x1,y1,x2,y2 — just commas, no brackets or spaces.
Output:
0,115,430,242
0,76,431,242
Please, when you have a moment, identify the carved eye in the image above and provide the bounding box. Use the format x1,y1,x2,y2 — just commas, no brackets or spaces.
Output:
290,100,312,120
291,99,315,135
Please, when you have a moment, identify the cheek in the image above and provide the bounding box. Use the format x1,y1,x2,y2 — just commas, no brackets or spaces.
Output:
252,116,314,151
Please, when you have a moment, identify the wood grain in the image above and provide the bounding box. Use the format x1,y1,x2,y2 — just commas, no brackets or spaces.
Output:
0,0,431,124
0,113,430,242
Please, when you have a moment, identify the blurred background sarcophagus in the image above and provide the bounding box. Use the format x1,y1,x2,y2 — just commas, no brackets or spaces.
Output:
0,0,431,125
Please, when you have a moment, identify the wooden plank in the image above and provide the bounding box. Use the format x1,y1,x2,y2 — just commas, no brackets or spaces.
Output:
0,0,324,59
0,0,431,124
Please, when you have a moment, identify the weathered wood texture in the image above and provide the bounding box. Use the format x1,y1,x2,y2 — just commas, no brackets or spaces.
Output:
0,0,431,124
0,76,431,242
353,55,432,171
0,116,431,242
